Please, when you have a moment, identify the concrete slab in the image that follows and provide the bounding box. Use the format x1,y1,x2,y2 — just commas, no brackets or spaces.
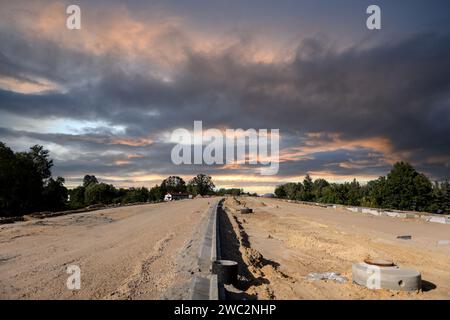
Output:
396,212,407,218
429,216,447,224
362,208,380,215
384,211,400,218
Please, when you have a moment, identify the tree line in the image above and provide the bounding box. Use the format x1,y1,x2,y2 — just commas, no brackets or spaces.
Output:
3,142,448,217
0,142,220,217
1,142,68,217
68,173,217,210
274,162,450,214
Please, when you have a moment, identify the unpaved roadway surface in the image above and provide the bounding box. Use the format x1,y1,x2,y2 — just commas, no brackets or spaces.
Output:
0,198,215,299
221,197,450,300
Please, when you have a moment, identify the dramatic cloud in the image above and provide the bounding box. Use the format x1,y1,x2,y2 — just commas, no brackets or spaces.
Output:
0,1,449,192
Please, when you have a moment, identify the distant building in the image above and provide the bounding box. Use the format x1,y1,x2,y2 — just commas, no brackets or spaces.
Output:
164,192,191,201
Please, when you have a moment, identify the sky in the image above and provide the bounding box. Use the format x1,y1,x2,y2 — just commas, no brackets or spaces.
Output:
0,0,449,194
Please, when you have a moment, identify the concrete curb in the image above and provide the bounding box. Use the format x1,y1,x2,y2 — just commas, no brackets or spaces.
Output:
281,199,450,225
189,198,224,300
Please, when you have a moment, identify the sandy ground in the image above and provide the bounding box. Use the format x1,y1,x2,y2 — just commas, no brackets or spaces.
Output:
0,198,215,299
220,197,450,300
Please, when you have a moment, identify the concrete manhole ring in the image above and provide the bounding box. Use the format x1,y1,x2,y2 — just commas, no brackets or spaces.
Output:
212,260,238,285
352,262,421,291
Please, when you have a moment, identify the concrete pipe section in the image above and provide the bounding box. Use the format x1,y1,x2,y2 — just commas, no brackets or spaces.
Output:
212,260,238,285
352,259,421,291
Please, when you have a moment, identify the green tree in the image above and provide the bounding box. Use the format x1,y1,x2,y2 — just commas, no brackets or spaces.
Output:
274,185,287,198
412,173,433,211
320,184,339,204
19,145,53,181
83,175,98,187
161,176,187,195
149,185,163,201
283,182,300,200
69,186,86,209
347,179,362,206
364,177,386,208
382,162,432,211
0,142,45,216
302,174,314,201
122,187,149,204
42,177,68,211
188,174,215,196
438,180,450,213
313,178,330,201
84,183,117,205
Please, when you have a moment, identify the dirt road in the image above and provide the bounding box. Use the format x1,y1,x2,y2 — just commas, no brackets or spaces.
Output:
0,198,215,299
221,197,450,300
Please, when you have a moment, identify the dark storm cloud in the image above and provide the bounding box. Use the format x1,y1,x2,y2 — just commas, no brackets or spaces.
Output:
0,26,100,86
0,126,261,180
0,3,449,184
277,148,389,177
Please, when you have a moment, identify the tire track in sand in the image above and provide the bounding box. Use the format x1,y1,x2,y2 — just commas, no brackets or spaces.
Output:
106,233,175,299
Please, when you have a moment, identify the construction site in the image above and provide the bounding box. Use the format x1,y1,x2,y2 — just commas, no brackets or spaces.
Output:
217,197,450,299
1,196,449,300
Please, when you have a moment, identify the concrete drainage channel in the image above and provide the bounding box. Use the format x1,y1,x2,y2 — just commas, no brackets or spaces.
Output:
189,198,229,300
